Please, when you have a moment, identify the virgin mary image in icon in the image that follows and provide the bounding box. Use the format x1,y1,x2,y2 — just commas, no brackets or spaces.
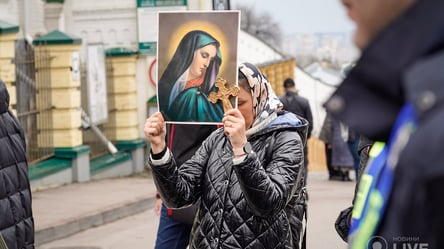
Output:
158,30,224,122
157,12,238,124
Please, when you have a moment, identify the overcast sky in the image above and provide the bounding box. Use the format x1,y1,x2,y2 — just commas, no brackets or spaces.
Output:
230,0,355,35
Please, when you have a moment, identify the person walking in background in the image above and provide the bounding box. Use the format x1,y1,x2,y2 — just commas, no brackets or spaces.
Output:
319,112,353,181
0,79,35,248
345,128,360,179
326,0,444,247
339,63,361,180
146,63,308,248
153,124,217,249
279,78,313,185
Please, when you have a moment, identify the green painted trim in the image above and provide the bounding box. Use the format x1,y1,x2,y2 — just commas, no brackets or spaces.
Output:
28,158,71,181
105,47,138,57
115,139,146,151
54,145,90,159
138,42,156,55
148,95,157,103
0,20,19,35
46,0,64,3
90,151,131,175
137,0,187,8
33,30,81,45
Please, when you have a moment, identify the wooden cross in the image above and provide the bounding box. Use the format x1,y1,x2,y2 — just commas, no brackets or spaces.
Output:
208,77,240,112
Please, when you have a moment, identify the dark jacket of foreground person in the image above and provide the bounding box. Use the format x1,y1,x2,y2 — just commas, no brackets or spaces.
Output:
325,0,444,247
0,80,35,248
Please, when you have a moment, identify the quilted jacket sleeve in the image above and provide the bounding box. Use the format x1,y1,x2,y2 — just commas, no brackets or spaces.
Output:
234,130,304,217
149,131,216,208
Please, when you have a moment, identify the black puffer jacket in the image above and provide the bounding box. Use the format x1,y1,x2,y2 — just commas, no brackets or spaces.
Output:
151,111,308,249
325,0,444,247
0,80,35,248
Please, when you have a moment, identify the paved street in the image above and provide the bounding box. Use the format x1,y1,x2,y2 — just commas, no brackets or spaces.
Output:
37,172,354,249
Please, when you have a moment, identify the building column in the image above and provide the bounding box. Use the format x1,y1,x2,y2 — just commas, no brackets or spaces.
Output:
33,30,90,182
105,48,145,173
104,48,140,141
0,20,19,114
33,30,83,148
44,1,65,32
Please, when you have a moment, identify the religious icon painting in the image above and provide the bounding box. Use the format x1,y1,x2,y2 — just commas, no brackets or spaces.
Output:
157,11,240,124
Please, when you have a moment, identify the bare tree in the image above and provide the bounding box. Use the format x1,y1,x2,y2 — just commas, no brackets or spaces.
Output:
235,4,283,49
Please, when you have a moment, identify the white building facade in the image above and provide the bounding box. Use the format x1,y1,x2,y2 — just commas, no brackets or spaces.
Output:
0,0,285,137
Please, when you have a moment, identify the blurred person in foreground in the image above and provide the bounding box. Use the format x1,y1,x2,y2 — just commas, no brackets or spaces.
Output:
0,79,35,248
145,63,308,248
326,0,444,247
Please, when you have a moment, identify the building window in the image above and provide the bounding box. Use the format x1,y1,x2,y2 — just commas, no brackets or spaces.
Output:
213,0,230,10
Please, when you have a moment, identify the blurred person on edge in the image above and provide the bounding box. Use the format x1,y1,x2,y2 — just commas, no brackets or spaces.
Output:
145,63,308,248
326,0,444,248
0,79,35,248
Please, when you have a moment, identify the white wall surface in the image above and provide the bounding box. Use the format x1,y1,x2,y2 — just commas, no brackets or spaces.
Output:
65,0,139,61
295,66,338,137
0,0,20,27
28,0,46,36
0,0,45,38
237,31,284,64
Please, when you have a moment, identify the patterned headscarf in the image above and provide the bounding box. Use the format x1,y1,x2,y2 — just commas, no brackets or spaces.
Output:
238,63,283,133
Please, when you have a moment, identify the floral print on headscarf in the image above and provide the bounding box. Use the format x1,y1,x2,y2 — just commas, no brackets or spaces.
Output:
239,63,283,131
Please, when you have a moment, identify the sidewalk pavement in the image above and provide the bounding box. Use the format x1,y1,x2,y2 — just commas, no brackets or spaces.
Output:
32,170,355,247
32,172,157,246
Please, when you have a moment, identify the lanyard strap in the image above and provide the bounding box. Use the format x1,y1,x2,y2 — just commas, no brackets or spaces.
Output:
349,103,418,248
